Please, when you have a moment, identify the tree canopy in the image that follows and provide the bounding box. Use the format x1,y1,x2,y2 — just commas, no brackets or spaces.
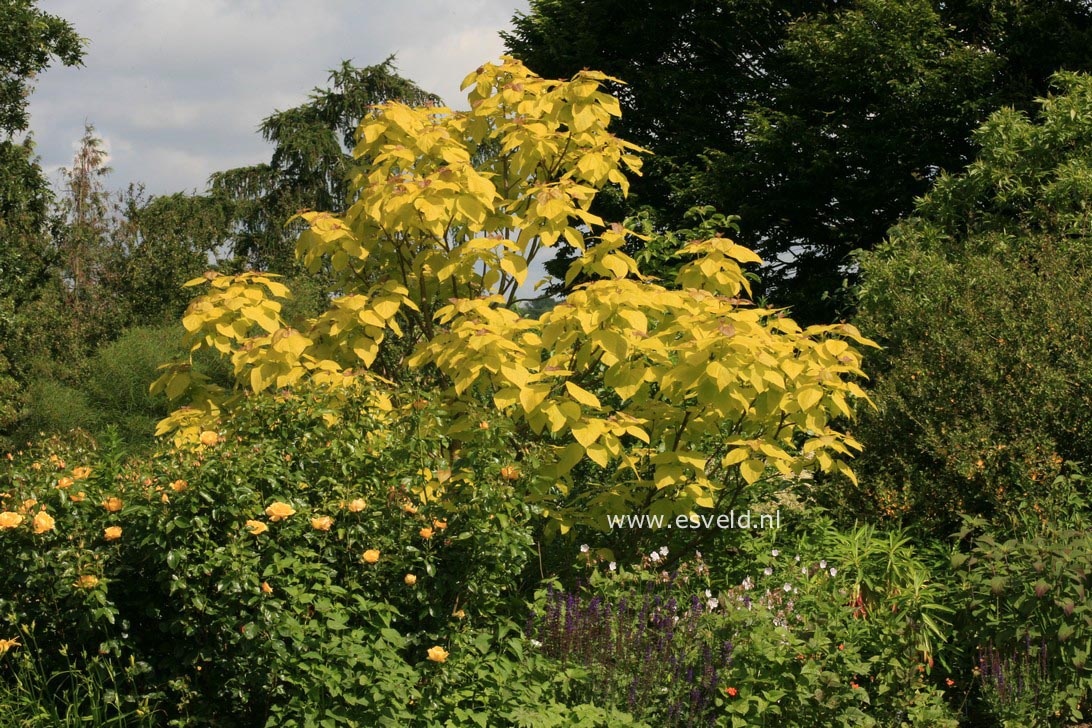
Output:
505,0,1092,321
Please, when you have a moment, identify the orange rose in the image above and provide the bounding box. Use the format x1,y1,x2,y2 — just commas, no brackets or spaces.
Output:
311,516,333,531
0,512,22,529
363,549,380,564
404,574,417,586
427,646,449,663
170,479,188,492
500,465,520,481
74,575,99,589
245,520,268,535
32,511,55,534
71,492,86,503
261,581,273,594
347,498,366,512
433,519,448,530
55,476,74,489
104,526,122,541
419,527,434,540
72,466,92,480
199,430,220,447
102,497,123,513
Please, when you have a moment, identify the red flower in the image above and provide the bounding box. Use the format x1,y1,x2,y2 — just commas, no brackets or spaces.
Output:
946,678,955,687
851,682,860,689
726,687,738,697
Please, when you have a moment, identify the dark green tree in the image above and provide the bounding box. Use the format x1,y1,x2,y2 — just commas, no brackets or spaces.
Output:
0,0,83,435
506,0,1092,321
210,58,437,273
848,72,1092,529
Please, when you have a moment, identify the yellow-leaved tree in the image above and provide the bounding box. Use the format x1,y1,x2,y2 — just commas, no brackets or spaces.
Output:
153,57,876,532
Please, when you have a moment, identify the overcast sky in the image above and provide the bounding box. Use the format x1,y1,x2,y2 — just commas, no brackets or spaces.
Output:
28,0,530,197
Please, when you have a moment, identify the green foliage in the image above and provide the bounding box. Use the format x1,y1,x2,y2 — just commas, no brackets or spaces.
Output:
0,383,546,724
508,0,1092,320
852,72,1092,528
953,467,1092,723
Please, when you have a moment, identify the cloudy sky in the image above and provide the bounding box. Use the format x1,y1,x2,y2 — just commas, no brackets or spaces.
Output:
28,0,530,196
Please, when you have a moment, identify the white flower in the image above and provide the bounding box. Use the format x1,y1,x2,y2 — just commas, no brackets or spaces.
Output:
764,567,773,576
801,566,808,575
580,544,590,553
742,577,754,590
650,551,661,563
794,554,800,562
707,598,719,610
705,589,712,598
659,546,669,556
771,549,780,557
819,560,827,569
829,567,838,577
531,639,542,648
783,583,792,592
609,561,617,571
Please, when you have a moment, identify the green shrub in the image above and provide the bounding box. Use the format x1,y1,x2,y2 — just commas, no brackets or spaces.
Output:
851,72,1092,530
0,383,543,724
953,466,1092,724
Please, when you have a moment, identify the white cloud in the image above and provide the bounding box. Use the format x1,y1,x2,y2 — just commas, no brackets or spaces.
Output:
29,0,529,195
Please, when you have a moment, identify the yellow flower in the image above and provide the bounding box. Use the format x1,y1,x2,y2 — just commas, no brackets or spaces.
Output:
261,581,273,594
453,609,465,619
161,492,170,504
199,430,220,447
170,479,188,492
71,492,86,503
402,502,418,515
56,476,74,489
419,527,434,540
102,497,123,513
245,520,268,535
74,575,99,589
19,498,36,513
32,511,55,534
311,516,333,531
0,637,20,655
433,519,448,530
427,646,449,663
72,466,92,480
265,502,295,521
404,573,417,586
363,549,380,564
104,526,122,541
0,512,22,529
31,461,41,470
347,498,366,512
500,465,520,481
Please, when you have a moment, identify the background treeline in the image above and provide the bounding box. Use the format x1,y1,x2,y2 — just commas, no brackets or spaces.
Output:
4,0,1092,531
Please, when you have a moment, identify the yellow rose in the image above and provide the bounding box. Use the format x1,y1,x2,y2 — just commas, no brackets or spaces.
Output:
104,526,122,541
347,498,366,513
404,573,417,586
427,646,449,663
311,516,333,531
74,575,99,589
363,549,380,564
265,502,296,521
32,511,55,534
419,527,434,540
170,479,188,492
0,511,23,529
102,497,123,513
199,430,220,447
72,466,92,480
55,476,74,489
245,520,268,535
